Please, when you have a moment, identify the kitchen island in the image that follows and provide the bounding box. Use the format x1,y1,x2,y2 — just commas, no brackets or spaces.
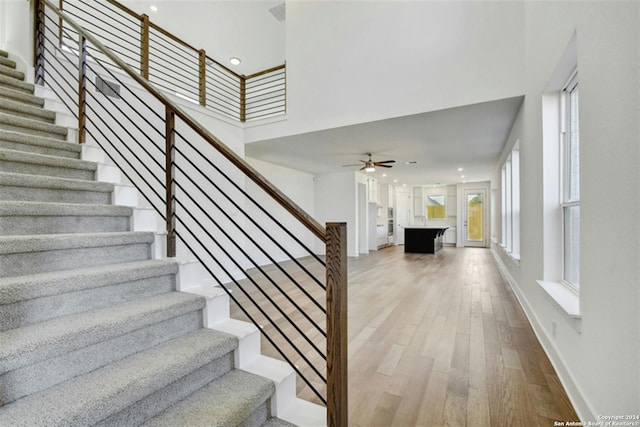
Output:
404,226,449,254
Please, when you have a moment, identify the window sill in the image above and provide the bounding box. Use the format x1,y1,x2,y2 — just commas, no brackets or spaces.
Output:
536,280,582,332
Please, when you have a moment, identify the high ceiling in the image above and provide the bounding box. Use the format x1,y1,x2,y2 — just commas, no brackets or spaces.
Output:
117,1,523,187
119,0,286,76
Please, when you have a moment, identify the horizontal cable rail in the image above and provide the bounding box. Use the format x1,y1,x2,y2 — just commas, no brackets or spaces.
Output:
60,0,286,121
36,0,347,424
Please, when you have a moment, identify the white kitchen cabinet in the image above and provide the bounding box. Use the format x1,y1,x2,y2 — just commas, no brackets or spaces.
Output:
413,186,424,216
444,227,457,245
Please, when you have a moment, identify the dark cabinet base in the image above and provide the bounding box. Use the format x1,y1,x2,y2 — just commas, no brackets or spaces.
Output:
404,227,449,254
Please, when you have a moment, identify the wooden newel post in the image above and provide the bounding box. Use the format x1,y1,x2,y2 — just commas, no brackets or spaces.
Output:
326,222,348,427
34,0,45,86
77,35,87,144
165,107,176,258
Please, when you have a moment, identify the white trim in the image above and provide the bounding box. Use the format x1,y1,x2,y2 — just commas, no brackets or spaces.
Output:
490,246,595,422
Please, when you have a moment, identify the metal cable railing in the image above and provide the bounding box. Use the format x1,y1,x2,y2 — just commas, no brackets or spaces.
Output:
59,0,286,121
36,0,347,423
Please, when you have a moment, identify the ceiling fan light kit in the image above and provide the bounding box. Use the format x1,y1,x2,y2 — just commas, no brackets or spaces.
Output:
343,153,396,173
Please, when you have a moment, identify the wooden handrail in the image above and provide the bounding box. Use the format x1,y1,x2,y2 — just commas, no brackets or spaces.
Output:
245,64,286,80
44,0,325,242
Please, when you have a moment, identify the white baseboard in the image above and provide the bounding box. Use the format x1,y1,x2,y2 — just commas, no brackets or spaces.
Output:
490,247,596,422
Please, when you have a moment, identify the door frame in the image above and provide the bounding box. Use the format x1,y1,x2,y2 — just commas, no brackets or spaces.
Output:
462,188,488,247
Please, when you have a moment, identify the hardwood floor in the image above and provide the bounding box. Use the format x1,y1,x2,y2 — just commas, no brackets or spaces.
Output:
228,246,579,426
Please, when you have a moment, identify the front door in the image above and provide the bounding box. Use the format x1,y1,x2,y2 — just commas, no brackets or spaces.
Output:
463,189,487,247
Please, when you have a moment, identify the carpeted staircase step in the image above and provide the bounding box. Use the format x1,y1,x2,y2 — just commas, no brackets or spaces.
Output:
0,329,238,426
0,96,56,123
0,171,114,204
0,295,207,406
0,200,132,235
0,111,67,140
0,259,178,331
0,85,45,108
0,73,33,94
0,147,95,180
143,369,275,427
0,64,25,81
0,56,17,69
0,129,80,158
0,291,206,373
0,231,154,277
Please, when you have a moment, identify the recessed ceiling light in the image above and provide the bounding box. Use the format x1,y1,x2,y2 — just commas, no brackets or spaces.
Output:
382,174,387,177
458,167,463,172
462,180,467,183
393,179,398,183
461,175,465,178
149,5,158,12
403,183,407,187
229,57,241,65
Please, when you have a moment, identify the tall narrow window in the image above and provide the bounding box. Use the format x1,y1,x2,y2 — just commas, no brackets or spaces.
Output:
562,71,579,288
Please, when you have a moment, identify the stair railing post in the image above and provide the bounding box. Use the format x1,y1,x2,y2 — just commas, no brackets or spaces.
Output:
58,0,64,47
325,222,348,427
77,35,87,144
165,107,176,258
240,75,246,122
198,49,206,107
34,0,46,86
140,14,150,78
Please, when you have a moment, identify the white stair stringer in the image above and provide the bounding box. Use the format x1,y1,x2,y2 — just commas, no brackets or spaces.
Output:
201,300,327,426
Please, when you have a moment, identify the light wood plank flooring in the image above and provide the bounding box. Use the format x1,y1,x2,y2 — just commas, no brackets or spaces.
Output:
228,246,579,426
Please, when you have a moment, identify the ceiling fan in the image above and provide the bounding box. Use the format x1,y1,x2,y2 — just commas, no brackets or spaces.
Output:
342,153,396,173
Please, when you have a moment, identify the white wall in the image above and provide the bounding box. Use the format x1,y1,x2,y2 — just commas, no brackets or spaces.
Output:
0,0,33,74
492,1,639,420
314,171,357,257
245,0,524,143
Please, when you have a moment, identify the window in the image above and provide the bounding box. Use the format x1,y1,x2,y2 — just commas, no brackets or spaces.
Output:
426,195,446,219
500,143,520,259
561,71,579,288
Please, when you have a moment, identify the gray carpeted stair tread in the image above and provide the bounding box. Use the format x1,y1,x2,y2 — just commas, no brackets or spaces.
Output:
0,310,203,405
0,97,56,122
0,200,130,217
0,73,33,94
0,200,133,235
0,259,178,305
0,111,68,140
0,146,95,171
0,129,80,158
0,291,206,373
262,418,299,427
0,329,237,426
0,170,112,192
0,49,8,57
0,56,17,69
143,370,275,427
0,171,114,205
0,85,45,108
0,231,153,255
0,64,25,81
0,231,154,277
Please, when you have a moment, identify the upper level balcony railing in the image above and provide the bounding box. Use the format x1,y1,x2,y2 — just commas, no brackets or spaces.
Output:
59,0,286,122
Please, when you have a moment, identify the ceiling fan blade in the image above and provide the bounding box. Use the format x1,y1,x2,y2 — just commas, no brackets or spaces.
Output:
359,165,367,171
377,164,393,168
374,160,396,164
